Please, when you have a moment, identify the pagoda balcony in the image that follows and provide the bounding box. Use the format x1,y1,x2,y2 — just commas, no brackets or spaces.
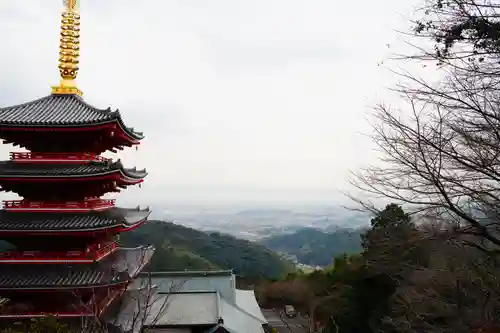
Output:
0,159,147,199
0,242,117,264
3,198,116,212
10,152,108,164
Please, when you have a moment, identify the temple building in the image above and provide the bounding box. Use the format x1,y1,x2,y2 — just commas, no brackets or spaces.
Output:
114,270,269,333
0,0,153,329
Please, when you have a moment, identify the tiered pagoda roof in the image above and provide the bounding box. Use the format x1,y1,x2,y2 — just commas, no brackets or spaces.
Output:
0,159,147,199
0,246,154,290
0,160,146,179
0,95,143,153
0,207,150,233
0,0,154,325
0,94,142,137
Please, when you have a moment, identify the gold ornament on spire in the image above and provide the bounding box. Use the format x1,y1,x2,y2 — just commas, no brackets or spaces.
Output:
51,0,83,96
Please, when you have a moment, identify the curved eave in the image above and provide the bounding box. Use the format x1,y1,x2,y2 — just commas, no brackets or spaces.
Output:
121,245,155,277
0,220,146,236
121,167,148,180
0,120,144,148
0,207,151,234
0,160,147,182
0,246,155,290
114,206,152,225
116,114,144,141
0,121,143,150
0,171,147,182
0,94,144,142
79,97,144,141
0,279,129,291
0,117,119,128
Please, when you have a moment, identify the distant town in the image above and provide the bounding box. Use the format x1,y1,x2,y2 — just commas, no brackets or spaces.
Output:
153,205,369,241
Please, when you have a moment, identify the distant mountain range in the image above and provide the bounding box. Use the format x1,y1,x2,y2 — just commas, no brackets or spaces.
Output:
154,205,369,241
118,205,369,272
261,227,365,267
119,220,294,279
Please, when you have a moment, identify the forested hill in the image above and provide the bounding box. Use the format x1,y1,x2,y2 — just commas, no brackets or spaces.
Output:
119,220,294,279
261,227,364,266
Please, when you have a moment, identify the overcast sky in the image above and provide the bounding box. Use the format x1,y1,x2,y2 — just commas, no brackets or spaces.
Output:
0,0,421,206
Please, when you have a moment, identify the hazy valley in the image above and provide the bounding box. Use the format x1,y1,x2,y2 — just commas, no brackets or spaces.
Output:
137,204,369,270
151,204,369,241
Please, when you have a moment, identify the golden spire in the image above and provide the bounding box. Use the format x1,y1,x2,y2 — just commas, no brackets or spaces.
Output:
51,0,83,96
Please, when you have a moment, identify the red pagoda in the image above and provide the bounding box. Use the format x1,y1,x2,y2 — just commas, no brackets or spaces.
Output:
0,0,154,325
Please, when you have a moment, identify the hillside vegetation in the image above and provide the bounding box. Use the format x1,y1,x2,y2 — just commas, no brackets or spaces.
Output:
119,220,294,279
261,227,364,266
258,204,500,333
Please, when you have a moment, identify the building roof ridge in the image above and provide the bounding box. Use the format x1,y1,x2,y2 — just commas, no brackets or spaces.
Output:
220,293,267,325
140,270,234,277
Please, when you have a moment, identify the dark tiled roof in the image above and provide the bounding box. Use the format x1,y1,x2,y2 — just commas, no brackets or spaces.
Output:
0,160,147,179
0,94,143,140
0,246,155,289
0,207,151,232
140,270,234,278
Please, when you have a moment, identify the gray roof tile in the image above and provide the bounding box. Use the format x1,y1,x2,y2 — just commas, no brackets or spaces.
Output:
0,207,151,232
0,94,143,139
0,246,155,289
0,160,147,179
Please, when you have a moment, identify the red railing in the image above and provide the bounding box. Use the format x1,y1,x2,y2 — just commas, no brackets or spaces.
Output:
94,242,118,259
0,242,117,263
3,198,116,212
10,152,108,164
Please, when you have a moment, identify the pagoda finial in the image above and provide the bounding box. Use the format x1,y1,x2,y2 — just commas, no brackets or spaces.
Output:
51,0,83,97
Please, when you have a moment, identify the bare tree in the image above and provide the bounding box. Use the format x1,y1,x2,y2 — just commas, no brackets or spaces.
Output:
344,2,500,332
380,225,500,333
106,274,189,333
92,247,190,333
412,0,500,63
350,56,500,253
350,0,500,247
